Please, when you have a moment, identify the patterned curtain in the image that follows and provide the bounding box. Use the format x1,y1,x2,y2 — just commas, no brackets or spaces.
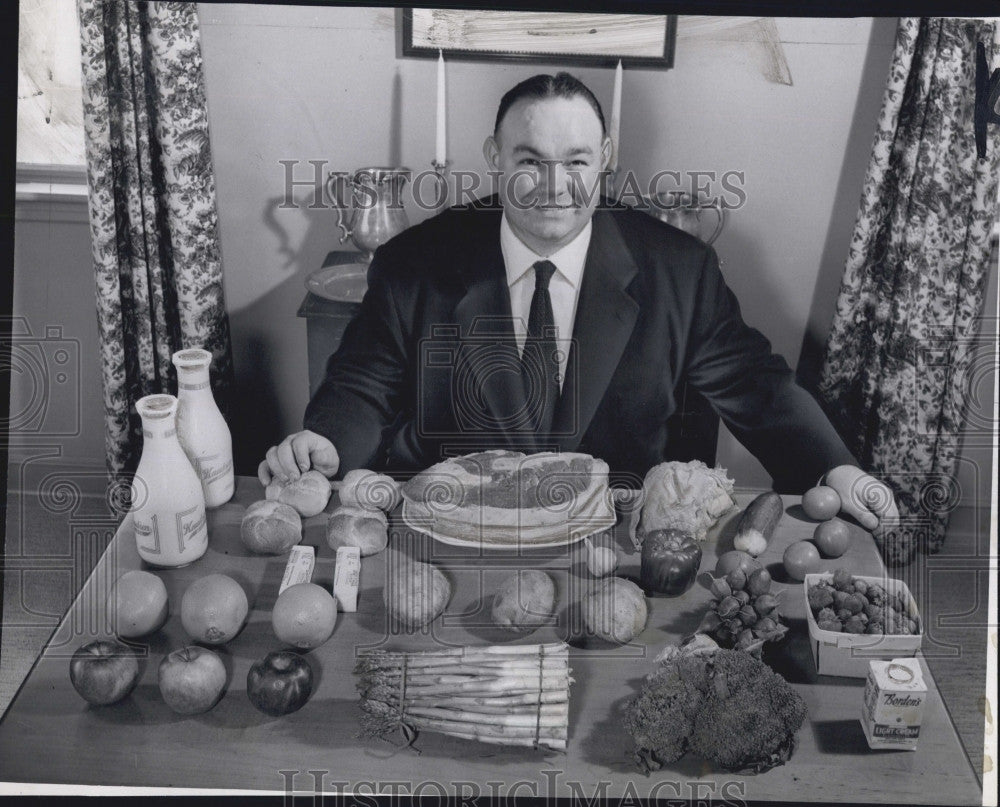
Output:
818,18,1000,565
77,0,233,476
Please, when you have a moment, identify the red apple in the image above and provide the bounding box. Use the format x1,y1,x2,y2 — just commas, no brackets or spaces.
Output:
157,645,228,715
247,651,313,716
69,640,139,706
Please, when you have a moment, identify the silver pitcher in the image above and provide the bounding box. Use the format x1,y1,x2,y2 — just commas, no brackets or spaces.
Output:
646,191,726,245
326,167,411,262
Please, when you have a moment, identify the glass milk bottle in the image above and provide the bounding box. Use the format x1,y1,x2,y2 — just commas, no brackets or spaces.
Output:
172,347,234,507
131,394,208,567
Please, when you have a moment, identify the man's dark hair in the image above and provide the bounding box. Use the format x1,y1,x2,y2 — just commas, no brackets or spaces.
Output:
494,72,607,137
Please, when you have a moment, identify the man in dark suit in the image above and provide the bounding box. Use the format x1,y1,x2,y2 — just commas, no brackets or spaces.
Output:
260,73,897,530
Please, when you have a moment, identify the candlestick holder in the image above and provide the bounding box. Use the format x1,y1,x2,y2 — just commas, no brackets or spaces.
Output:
431,159,451,211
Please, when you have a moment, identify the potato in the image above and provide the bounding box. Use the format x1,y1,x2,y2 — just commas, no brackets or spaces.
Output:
338,469,401,512
584,577,648,644
491,570,556,633
240,500,302,555
326,505,388,557
265,470,331,517
384,557,450,629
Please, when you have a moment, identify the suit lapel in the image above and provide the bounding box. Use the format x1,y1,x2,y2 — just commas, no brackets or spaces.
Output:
552,211,640,449
453,213,539,451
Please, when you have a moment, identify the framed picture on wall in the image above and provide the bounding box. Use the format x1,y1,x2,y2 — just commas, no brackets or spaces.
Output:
398,9,676,69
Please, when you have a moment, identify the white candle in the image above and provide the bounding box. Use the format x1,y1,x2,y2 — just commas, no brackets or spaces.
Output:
435,50,447,165
609,60,622,173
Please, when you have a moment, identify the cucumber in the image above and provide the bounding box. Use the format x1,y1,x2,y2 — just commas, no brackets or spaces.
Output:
732,492,783,557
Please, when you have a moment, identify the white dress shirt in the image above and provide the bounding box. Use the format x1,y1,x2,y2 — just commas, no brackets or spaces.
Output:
500,214,592,390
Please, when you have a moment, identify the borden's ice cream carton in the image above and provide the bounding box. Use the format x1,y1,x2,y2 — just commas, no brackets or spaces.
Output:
861,658,926,750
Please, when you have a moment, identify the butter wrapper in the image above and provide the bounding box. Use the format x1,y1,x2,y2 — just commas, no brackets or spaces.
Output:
333,545,361,612
279,545,315,595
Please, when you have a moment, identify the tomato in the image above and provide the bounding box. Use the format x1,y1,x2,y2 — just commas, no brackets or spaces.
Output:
814,518,853,558
714,550,762,578
802,485,841,521
247,651,314,716
782,541,821,582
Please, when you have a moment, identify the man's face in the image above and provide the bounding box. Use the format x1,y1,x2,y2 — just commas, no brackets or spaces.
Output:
484,95,611,255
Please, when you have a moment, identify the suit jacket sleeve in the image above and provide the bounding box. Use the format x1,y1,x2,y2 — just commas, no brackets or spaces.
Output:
303,251,409,478
684,247,857,492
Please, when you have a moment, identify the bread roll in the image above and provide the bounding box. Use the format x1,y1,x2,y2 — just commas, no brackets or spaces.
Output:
241,500,302,555
266,469,331,517
337,469,401,512
326,504,388,556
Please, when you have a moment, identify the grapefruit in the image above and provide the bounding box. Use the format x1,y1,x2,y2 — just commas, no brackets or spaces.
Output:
180,573,248,645
271,583,337,649
107,570,169,638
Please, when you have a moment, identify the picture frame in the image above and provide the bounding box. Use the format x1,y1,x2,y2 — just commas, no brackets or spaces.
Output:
398,9,676,69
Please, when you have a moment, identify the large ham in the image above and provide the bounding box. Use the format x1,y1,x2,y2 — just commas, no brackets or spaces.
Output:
401,450,616,548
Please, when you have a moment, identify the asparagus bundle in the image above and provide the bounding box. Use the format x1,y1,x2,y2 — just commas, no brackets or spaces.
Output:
354,642,572,751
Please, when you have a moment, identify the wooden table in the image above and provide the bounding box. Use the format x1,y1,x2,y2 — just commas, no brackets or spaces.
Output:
0,477,982,802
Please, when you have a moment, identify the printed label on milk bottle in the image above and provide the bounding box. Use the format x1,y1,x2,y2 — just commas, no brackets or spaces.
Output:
194,453,235,502
176,504,208,555
134,514,161,556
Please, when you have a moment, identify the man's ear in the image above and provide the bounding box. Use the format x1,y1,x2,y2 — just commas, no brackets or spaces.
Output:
483,135,500,170
601,136,613,170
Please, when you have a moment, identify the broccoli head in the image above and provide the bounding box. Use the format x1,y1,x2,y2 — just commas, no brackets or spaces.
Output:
620,654,707,771
687,650,808,772
623,648,807,775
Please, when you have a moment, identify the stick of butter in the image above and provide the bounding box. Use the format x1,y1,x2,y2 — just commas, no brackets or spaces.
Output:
279,545,315,595
333,545,361,612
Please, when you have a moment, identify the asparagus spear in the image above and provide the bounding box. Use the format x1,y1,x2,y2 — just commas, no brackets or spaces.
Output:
355,643,571,751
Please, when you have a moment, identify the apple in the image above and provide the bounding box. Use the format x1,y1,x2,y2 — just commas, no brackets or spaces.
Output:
157,645,228,715
247,651,313,716
69,640,139,706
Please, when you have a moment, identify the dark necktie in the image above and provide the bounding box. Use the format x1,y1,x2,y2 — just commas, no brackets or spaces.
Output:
520,260,560,434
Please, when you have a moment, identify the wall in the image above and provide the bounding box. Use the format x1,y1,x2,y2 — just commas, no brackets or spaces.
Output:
198,7,901,487
5,8,994,516
8,197,106,478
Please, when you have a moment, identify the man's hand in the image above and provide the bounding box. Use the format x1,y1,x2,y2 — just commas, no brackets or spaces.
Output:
823,464,900,533
258,430,340,486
